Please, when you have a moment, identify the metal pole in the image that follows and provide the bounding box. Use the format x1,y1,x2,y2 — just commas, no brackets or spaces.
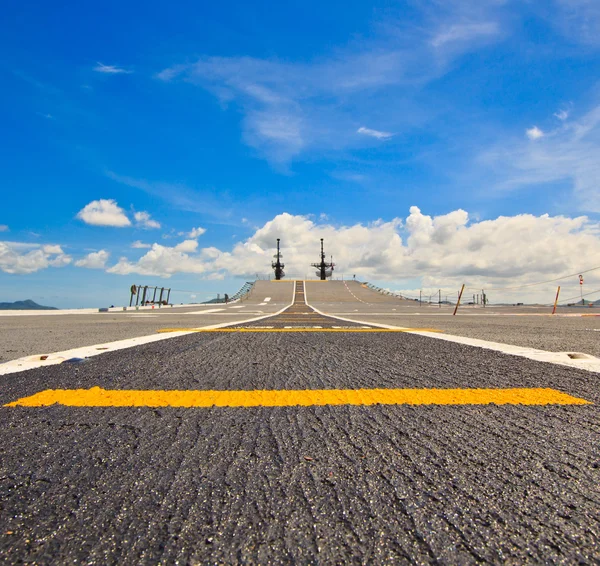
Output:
439,289,441,308
453,284,465,316
135,284,141,307
159,287,164,305
141,286,148,305
166,289,171,305
419,289,422,306
482,290,485,307
552,286,561,314
152,287,158,304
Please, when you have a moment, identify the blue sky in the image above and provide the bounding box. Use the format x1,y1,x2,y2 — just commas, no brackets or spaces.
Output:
2,0,600,307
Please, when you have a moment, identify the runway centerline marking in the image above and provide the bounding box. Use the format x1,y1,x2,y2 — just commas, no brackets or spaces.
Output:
5,387,590,408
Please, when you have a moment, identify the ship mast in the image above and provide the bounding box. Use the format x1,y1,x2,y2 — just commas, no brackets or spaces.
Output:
271,238,285,280
311,238,335,280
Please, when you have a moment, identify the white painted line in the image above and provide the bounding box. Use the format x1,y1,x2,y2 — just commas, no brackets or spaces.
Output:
0,284,296,376
230,306,245,309
185,308,225,314
304,289,600,373
0,331,195,376
128,315,159,318
0,303,202,316
264,297,272,302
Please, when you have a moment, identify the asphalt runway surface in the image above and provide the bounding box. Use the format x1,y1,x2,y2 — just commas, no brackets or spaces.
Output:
1,281,600,563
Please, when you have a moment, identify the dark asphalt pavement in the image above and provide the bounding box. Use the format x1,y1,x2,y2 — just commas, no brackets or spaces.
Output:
2,325,600,563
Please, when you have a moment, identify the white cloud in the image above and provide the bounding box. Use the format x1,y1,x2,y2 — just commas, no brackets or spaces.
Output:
526,126,545,140
77,199,131,227
174,240,199,253
103,209,600,303
187,226,206,238
93,63,132,74
0,225,8,232
134,211,161,229
0,242,72,274
107,240,208,277
75,250,110,269
131,240,152,249
357,127,393,140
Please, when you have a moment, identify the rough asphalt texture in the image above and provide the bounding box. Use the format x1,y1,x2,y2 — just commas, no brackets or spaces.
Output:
2,280,600,563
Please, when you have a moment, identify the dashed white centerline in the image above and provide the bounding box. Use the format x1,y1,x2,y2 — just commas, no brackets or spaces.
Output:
344,281,370,304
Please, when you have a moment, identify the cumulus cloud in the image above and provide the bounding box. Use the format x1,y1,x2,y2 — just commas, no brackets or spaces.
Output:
134,211,161,229
75,250,110,269
0,242,72,274
186,226,206,238
77,199,131,227
131,240,152,249
108,241,208,277
526,126,544,140
103,208,600,303
94,63,132,74
357,127,393,140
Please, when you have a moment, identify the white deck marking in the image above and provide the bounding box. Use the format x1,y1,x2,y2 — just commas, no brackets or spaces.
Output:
304,290,600,373
1,286,297,376
185,308,225,314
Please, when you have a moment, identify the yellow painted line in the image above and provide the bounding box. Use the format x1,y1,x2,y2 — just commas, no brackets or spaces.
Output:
156,328,444,333
4,387,590,408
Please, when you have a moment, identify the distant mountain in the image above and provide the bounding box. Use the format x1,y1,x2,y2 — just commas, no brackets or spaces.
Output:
0,299,58,310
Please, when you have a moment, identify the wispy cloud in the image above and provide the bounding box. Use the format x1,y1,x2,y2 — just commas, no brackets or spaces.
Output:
357,126,393,140
430,22,500,48
93,62,132,74
554,107,570,121
156,4,507,165
106,171,234,220
480,104,600,211
0,225,8,232
131,240,152,249
551,0,600,46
